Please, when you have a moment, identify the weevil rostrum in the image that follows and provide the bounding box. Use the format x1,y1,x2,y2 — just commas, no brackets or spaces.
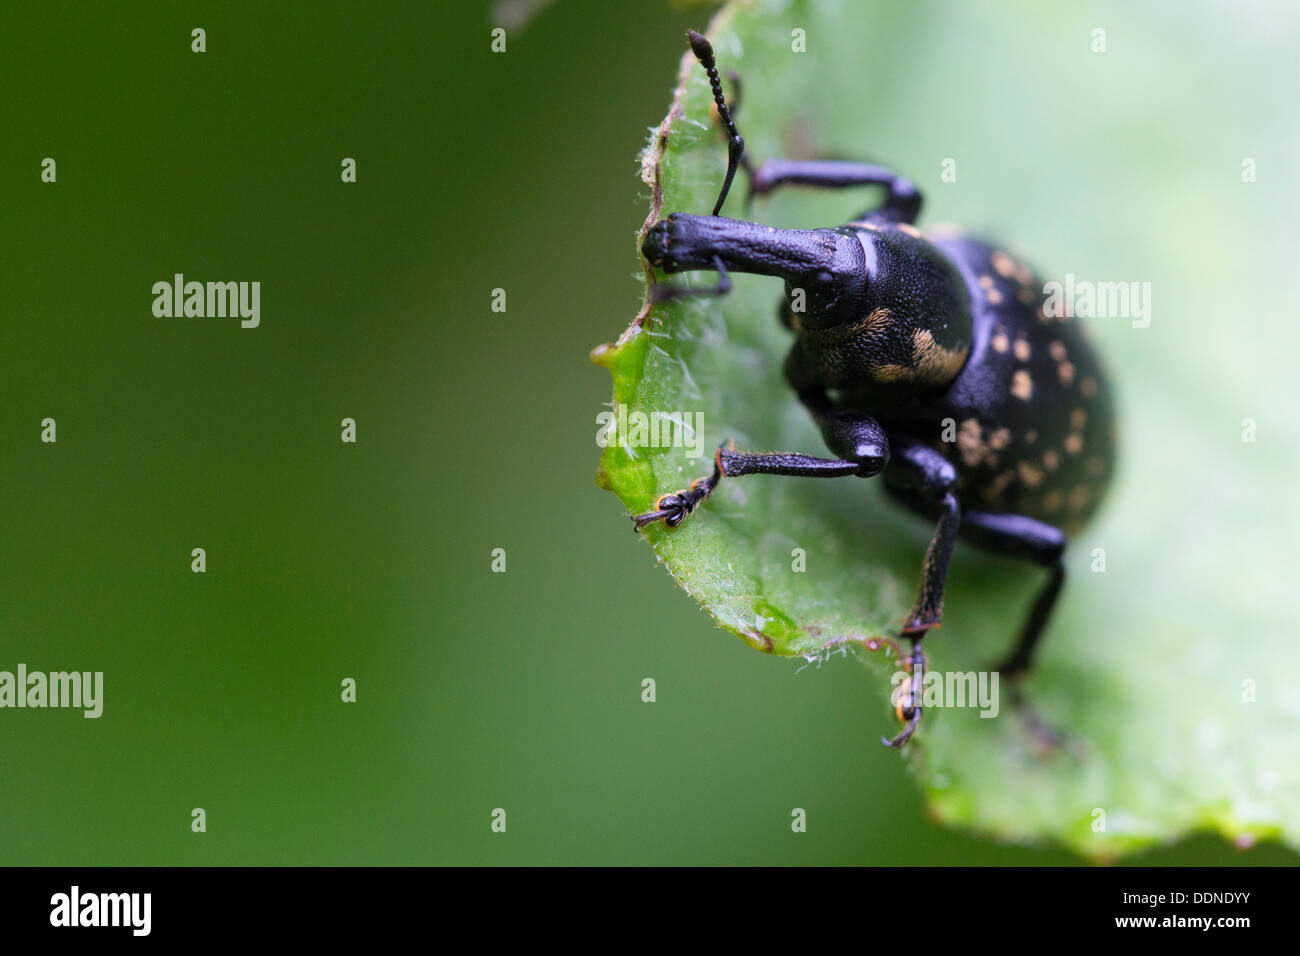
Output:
627,32,1115,748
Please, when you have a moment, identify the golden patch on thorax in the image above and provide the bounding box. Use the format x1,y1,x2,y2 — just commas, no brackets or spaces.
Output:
797,306,894,347
872,328,970,386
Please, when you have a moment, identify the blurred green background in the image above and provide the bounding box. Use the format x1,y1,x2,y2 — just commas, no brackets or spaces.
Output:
1,0,1295,864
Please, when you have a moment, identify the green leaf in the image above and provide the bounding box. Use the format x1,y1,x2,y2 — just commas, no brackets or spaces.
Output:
594,0,1300,860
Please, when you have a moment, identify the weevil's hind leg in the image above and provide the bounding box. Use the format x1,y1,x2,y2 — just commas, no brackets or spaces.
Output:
632,444,867,532
996,563,1065,678
960,511,1066,676
961,510,1073,752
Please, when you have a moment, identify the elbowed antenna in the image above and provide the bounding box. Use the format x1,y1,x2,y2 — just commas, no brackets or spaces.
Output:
687,30,745,217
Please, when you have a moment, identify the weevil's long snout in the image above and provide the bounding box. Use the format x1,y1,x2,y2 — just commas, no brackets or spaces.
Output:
641,213,740,271
644,213,862,279
642,212,868,328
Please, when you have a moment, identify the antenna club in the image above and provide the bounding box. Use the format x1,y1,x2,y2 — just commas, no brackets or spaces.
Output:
687,30,714,66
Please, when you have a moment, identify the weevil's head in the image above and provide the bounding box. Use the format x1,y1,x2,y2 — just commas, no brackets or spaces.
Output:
783,225,973,402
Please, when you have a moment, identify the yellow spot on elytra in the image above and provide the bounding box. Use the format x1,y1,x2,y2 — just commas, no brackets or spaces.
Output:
988,288,1003,305
991,331,1010,353
1024,429,1038,445
1017,461,1045,488
1064,433,1084,455
1081,376,1098,397
988,427,1011,451
1017,286,1036,304
1013,337,1031,361
1058,361,1075,387
801,306,891,348
1068,484,1092,511
1049,341,1067,362
985,470,1017,500
991,251,1016,278
956,418,986,467
1012,369,1033,400
979,275,995,290
1070,408,1087,430
1042,449,1060,471
1043,490,1063,512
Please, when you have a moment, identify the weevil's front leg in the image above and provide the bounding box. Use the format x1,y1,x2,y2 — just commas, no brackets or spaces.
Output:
632,452,725,531
632,444,869,532
650,254,733,303
643,214,868,323
784,348,891,472
878,437,961,748
747,158,923,225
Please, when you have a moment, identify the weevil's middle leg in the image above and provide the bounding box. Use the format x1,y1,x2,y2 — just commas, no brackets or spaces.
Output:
876,437,963,748
884,636,927,748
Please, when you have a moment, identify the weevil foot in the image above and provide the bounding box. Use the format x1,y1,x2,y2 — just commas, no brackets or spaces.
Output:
882,705,922,749
646,242,733,305
631,454,723,532
882,637,927,749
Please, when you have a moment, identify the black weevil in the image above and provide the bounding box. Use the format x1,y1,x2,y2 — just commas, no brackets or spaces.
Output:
631,31,1115,748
